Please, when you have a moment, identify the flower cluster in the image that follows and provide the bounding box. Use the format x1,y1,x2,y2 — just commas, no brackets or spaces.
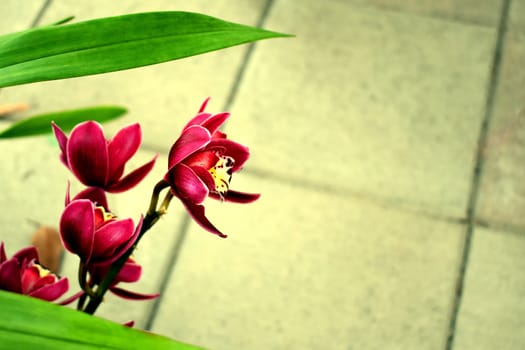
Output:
1,98,259,316
164,98,260,237
52,120,155,303
0,242,68,301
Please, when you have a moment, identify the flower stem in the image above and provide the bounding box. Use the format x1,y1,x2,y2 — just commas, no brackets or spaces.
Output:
82,180,171,315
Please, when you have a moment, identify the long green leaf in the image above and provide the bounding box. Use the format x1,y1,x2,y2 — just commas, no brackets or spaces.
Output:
0,11,290,88
0,106,126,139
0,290,203,350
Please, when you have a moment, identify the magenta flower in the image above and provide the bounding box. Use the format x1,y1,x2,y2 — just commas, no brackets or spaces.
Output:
164,98,260,238
52,121,156,193
0,242,68,301
59,199,141,265
89,258,158,300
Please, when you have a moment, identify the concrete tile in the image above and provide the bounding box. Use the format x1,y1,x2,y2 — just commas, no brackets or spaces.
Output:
476,32,525,228
509,0,525,31
228,0,495,217
151,174,464,350
347,0,503,26
58,148,188,327
0,0,270,152
0,0,44,35
454,226,525,350
0,135,70,259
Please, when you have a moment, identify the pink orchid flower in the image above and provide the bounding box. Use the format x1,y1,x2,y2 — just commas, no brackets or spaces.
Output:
52,121,156,193
164,98,260,238
0,242,68,301
59,199,141,265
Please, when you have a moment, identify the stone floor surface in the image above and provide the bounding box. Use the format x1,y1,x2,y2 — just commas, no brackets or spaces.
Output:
1,1,524,350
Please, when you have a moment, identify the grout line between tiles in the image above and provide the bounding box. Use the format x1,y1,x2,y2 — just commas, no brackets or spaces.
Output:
445,1,511,349
474,218,525,238
143,214,190,331
143,0,276,331
222,0,276,112
30,0,53,28
355,2,498,29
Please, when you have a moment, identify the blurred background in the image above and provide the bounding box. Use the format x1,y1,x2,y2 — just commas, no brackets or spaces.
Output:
1,0,524,349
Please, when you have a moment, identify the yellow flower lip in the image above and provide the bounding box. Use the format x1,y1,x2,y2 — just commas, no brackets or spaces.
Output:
34,262,52,278
209,155,235,198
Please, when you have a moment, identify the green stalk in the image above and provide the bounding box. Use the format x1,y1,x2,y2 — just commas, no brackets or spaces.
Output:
82,180,170,315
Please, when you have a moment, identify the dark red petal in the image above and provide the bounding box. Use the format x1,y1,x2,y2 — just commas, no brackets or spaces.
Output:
168,164,209,205
123,320,135,327
0,259,22,292
107,123,142,183
51,122,69,166
92,216,142,266
110,286,159,300
92,219,135,261
67,121,109,187
60,200,95,262
201,112,230,135
106,155,157,193
206,139,250,171
29,277,69,301
183,150,219,170
64,182,71,206
13,246,38,264
190,166,216,192
198,97,211,113
73,187,109,210
20,265,43,293
182,112,212,131
0,242,7,263
116,260,142,283
210,190,261,203
59,290,85,305
168,125,211,168
180,199,227,238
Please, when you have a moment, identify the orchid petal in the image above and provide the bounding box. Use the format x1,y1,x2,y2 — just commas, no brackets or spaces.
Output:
12,246,38,264
210,190,261,203
93,216,142,266
181,199,227,238
67,121,109,187
59,290,85,305
198,97,211,113
212,130,227,139
73,187,109,210
0,242,6,263
190,166,216,192
107,123,142,183
167,164,209,205
116,260,142,283
60,200,95,262
168,125,211,167
91,219,135,261
0,259,21,292
106,155,157,193
29,277,69,301
182,112,212,131
183,150,219,170
51,122,68,165
207,139,250,171
123,320,135,327
201,112,230,135
110,286,159,300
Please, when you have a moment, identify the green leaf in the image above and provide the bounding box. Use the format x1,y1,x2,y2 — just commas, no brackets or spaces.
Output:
0,106,127,139
51,16,75,26
0,11,291,88
0,290,203,350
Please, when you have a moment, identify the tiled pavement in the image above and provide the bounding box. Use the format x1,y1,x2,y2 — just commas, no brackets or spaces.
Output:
1,1,524,349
